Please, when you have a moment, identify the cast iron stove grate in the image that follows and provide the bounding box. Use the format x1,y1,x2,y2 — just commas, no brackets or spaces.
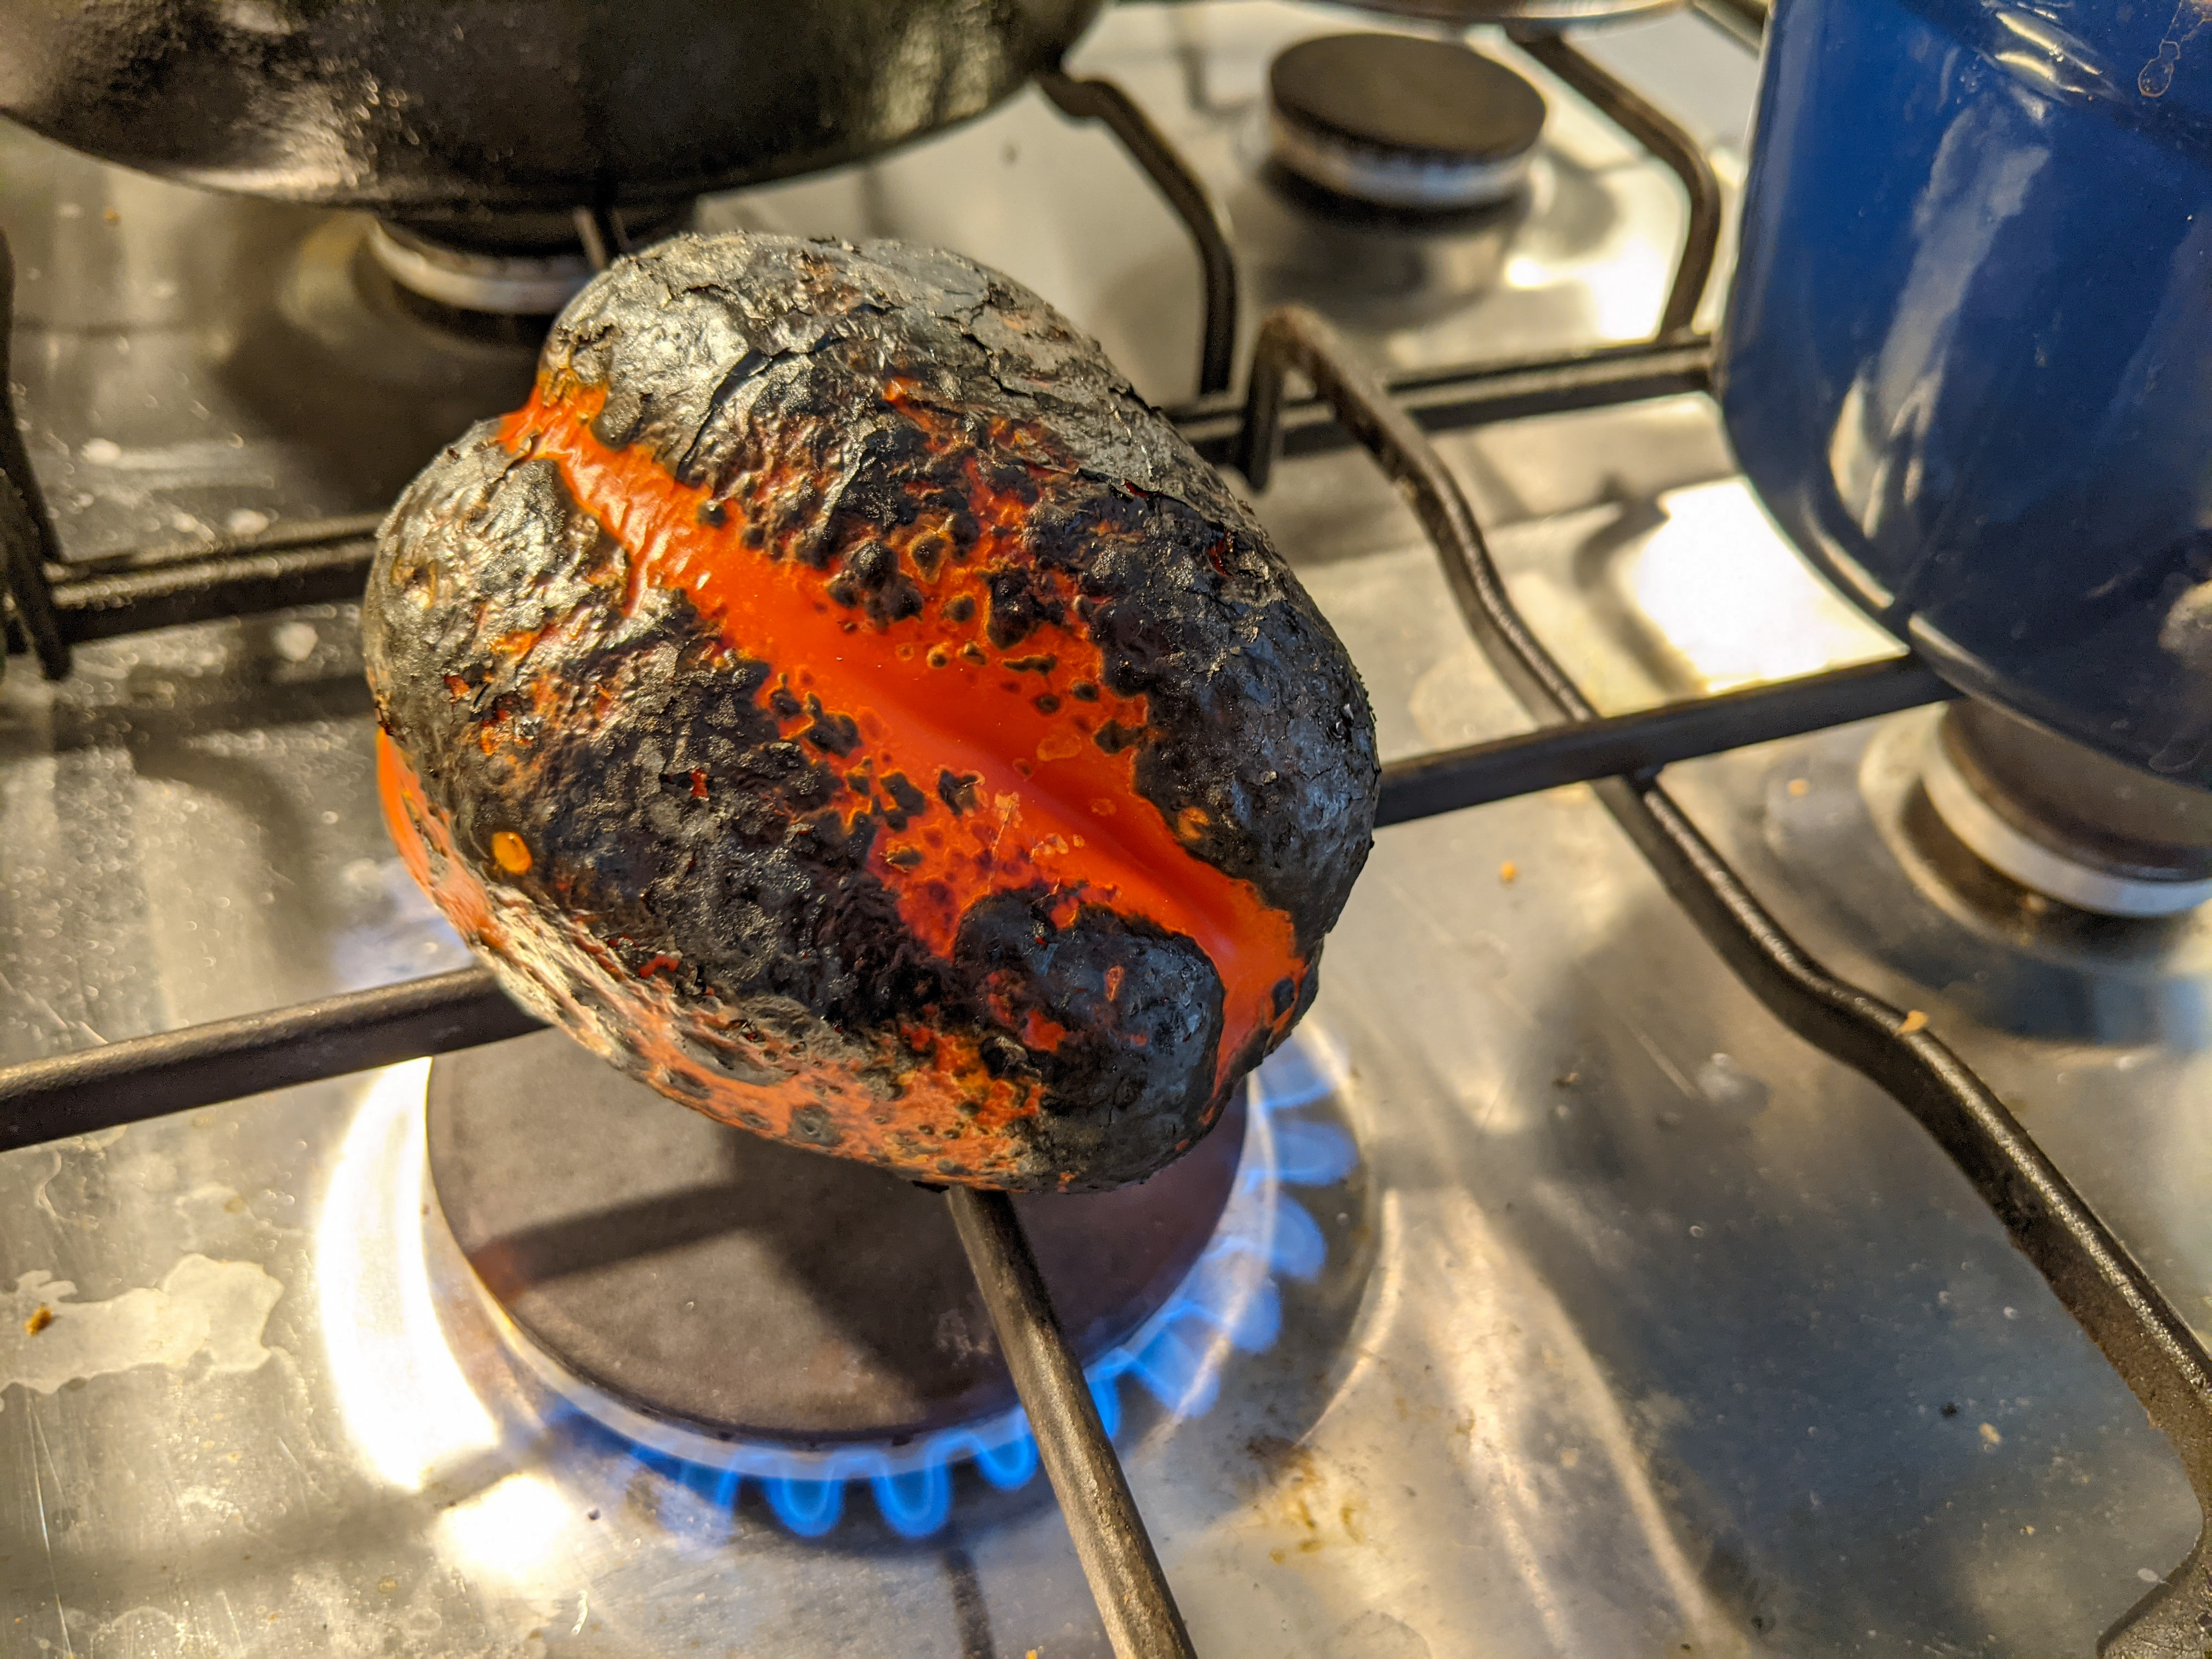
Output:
2,7,2204,1654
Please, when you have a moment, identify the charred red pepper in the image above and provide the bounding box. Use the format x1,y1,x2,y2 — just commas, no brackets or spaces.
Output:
364,233,1378,1190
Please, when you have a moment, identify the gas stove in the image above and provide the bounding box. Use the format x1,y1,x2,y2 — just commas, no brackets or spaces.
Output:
2,3,2208,1655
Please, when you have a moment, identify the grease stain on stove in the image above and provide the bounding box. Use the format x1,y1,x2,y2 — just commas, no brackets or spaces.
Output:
1246,1432,1371,1561
0,1255,282,1404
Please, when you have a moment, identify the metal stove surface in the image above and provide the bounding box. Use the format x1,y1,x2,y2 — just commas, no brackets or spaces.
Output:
0,4,2198,1655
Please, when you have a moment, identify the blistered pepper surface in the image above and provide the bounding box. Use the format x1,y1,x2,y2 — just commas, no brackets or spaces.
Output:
365,233,1378,1190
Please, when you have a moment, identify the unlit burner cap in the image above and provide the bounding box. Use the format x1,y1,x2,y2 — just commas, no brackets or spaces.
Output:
368,221,595,316
1922,702,2212,918
1268,33,1546,211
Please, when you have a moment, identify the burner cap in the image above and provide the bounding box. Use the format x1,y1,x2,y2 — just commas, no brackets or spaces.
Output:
368,223,595,317
367,205,692,318
427,1030,1243,1449
1922,701,2212,917
1268,34,1545,212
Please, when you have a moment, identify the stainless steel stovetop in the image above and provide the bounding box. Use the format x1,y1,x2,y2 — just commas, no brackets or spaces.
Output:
2,4,2206,1655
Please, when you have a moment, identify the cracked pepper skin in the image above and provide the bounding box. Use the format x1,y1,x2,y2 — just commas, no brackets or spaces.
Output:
364,232,1379,1191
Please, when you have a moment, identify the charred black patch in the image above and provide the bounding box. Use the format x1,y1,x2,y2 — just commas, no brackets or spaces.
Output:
882,771,929,820
978,1032,1028,1079
937,769,981,814
866,573,925,627
801,697,861,757
802,810,854,856
985,568,1064,648
1092,719,1141,755
844,540,895,589
952,894,1222,1185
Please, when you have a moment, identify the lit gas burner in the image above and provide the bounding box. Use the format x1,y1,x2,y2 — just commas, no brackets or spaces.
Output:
1265,33,1546,213
369,1030,1356,1539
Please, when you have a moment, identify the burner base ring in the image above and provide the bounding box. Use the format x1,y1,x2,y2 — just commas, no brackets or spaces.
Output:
1922,702,2212,918
1922,736,2212,918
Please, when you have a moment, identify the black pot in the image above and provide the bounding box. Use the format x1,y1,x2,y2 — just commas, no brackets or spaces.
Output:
0,0,1103,219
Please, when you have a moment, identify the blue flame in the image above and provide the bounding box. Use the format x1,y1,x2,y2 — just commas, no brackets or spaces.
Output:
597,1029,1357,1540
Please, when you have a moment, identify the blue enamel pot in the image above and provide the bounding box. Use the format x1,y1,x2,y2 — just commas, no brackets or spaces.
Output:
1722,0,2212,783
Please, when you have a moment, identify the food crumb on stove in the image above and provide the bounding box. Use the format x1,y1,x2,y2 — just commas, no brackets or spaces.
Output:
1979,1421,2002,1447
22,1305,52,1335
586,1508,600,1521
1787,777,1810,797
1899,1008,1928,1034
1498,860,1519,884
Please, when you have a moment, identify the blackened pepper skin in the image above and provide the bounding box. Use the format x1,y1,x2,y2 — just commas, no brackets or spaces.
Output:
364,232,1379,1192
